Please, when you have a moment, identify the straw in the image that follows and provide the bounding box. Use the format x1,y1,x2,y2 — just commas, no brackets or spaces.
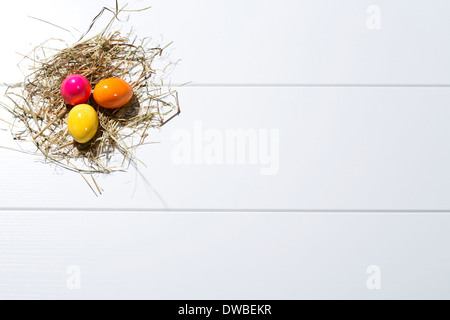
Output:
0,1,180,181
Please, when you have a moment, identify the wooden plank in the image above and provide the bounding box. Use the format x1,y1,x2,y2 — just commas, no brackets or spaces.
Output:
1,0,450,84
1,86,450,210
0,211,449,299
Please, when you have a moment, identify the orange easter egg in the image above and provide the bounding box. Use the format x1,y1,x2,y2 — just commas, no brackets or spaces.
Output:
93,78,133,109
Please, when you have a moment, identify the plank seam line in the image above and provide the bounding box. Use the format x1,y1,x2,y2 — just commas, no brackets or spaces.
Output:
175,84,450,88
1,208,450,214
3,83,450,88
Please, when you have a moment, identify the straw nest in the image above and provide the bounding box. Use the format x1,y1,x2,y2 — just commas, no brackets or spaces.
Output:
0,3,180,191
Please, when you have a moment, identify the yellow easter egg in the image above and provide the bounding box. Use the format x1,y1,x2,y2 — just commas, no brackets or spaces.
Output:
67,104,99,143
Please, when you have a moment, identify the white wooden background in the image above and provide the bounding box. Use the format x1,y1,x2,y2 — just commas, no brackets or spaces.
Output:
1,0,450,299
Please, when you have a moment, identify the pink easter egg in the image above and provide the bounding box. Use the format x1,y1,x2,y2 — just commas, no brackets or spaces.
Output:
60,74,92,106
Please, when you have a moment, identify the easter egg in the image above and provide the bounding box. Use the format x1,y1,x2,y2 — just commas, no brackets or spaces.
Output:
93,78,133,109
61,74,92,106
67,104,99,144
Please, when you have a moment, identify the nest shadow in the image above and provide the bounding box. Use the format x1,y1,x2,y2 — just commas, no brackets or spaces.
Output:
75,94,141,155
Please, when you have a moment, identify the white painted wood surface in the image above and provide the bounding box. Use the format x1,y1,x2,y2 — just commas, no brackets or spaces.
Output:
1,212,450,299
2,0,450,85
0,0,450,299
2,87,450,210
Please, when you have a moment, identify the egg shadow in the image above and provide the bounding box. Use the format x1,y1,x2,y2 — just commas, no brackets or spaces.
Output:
105,94,141,119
